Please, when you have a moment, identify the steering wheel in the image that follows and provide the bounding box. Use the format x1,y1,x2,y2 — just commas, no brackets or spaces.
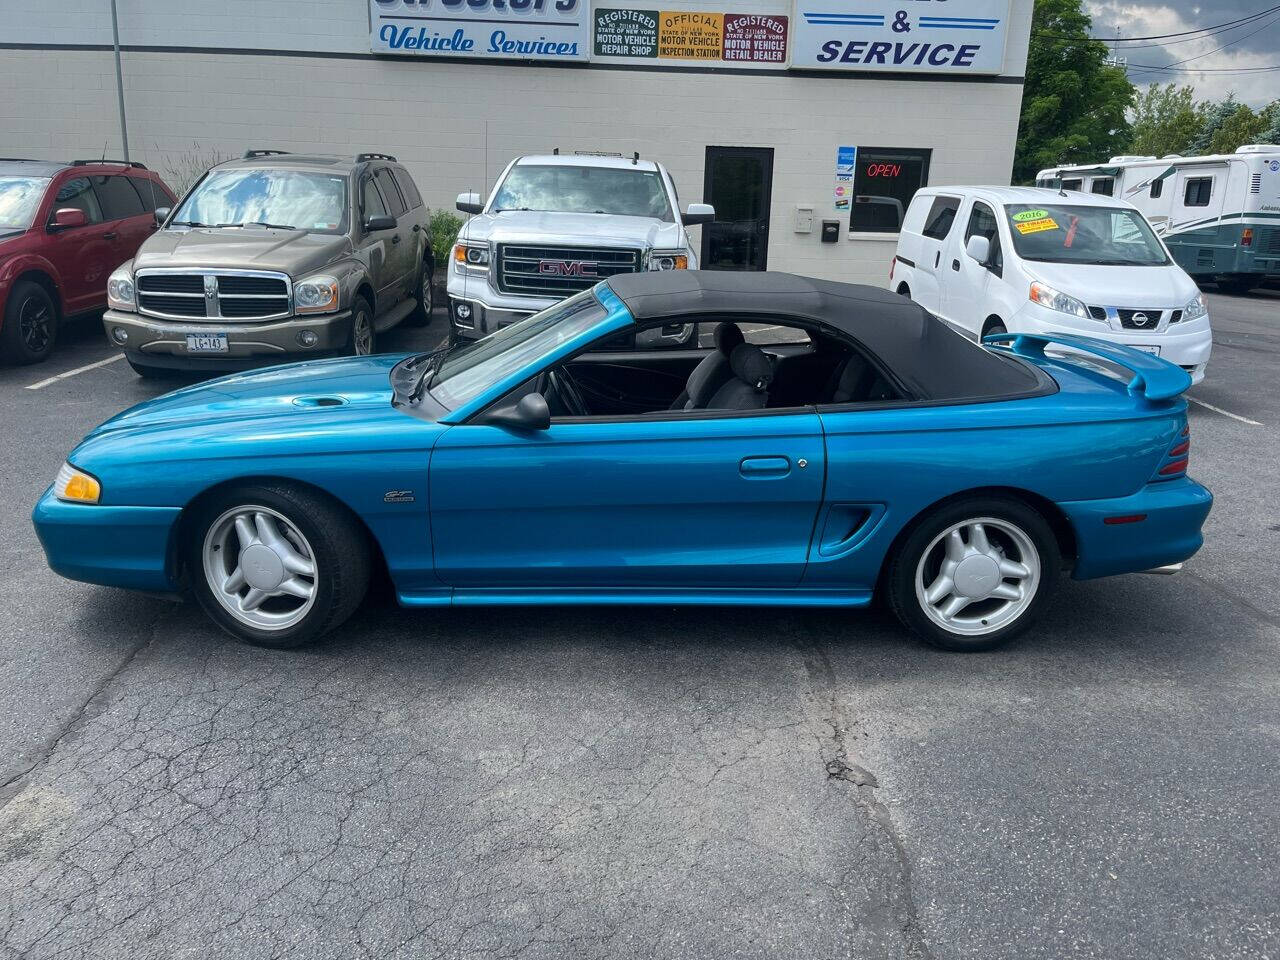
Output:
547,368,589,417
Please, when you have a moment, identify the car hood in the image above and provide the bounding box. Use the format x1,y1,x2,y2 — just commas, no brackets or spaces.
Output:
1021,261,1198,308
88,355,407,438
133,227,352,276
460,210,687,251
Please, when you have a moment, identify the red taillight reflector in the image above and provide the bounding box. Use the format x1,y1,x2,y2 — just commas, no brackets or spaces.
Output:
1104,514,1148,525
1168,440,1190,457
1159,458,1189,476
1242,228,1254,247
889,258,896,281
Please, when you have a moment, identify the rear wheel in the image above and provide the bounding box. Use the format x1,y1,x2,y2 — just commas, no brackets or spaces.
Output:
1,280,58,365
348,296,375,356
405,260,434,326
187,483,371,648
887,496,1059,652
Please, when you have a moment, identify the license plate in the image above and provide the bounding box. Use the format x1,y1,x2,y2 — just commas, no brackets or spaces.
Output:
1130,345,1161,356
186,333,228,353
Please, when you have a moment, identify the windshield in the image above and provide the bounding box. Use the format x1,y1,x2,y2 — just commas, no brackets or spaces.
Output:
1004,204,1169,266
172,168,348,232
430,290,609,409
491,165,673,221
0,176,50,230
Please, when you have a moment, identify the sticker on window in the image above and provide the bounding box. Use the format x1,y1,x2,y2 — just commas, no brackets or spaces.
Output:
1014,217,1059,235
1011,209,1049,223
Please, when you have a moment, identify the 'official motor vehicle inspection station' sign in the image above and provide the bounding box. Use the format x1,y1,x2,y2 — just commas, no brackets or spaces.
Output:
371,0,590,60
790,0,1012,73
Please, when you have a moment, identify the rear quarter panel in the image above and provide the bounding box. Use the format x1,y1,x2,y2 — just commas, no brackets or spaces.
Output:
806,356,1185,589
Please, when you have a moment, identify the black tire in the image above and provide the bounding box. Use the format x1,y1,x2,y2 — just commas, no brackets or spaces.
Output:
983,318,1007,338
886,496,1060,652
896,283,911,300
405,260,435,326
348,296,376,356
127,358,175,379
186,482,371,648
1,280,58,365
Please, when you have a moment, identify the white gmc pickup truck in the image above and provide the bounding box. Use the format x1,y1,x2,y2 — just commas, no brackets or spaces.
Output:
447,153,714,343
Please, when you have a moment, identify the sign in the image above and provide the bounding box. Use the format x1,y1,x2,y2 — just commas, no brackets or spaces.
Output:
791,0,1011,74
834,145,856,211
371,0,589,61
722,14,788,63
658,12,722,60
594,8,658,57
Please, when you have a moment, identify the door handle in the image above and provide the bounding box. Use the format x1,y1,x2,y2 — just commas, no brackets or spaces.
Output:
740,456,791,478
934,251,941,268
952,259,960,271
411,223,421,233
103,232,118,241
391,234,401,245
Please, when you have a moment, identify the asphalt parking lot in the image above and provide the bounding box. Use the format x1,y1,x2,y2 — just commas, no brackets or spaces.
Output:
0,289,1277,959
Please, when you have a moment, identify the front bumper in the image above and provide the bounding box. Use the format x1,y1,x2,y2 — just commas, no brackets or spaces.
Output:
1060,477,1213,580
1011,302,1212,385
33,487,180,592
103,307,352,365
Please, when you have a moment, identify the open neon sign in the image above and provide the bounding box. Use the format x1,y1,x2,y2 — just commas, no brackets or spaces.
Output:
865,163,902,178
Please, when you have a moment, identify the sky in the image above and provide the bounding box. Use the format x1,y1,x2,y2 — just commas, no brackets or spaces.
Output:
1084,2,1277,106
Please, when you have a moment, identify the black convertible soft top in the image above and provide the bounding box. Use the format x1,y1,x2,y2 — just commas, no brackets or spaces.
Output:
604,271,1050,402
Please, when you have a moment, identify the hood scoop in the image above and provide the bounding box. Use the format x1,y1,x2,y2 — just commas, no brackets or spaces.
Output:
292,395,348,408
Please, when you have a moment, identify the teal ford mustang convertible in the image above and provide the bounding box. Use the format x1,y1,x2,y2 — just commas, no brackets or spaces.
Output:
33,272,1211,651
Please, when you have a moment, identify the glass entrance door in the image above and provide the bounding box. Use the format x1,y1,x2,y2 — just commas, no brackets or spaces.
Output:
701,146,774,271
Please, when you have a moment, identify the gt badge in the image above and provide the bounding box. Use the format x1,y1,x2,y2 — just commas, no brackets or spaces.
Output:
383,490,415,504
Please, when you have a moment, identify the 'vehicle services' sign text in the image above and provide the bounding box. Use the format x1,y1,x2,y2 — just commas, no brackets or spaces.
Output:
371,0,589,61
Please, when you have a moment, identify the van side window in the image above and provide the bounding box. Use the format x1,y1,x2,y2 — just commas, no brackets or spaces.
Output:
921,197,960,240
1149,178,1163,199
964,202,1002,275
1184,177,1212,207
1090,178,1114,197
1061,179,1082,192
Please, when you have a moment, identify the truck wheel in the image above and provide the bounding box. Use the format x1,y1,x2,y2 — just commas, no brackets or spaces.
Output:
348,297,376,356
886,496,1059,652
405,260,434,327
1,280,58,365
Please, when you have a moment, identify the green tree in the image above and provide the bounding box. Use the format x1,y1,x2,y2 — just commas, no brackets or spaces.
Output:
1209,103,1265,154
1260,99,1280,145
1014,0,1134,183
1188,94,1240,154
1128,84,1202,157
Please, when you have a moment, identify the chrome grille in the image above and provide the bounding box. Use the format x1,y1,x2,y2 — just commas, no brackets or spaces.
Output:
496,244,641,297
136,270,291,321
1117,308,1165,330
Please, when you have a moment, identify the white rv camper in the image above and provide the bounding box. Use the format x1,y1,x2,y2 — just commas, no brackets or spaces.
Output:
1037,145,1280,293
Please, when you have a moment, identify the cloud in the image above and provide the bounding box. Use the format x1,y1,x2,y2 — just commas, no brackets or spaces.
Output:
1085,1,1277,106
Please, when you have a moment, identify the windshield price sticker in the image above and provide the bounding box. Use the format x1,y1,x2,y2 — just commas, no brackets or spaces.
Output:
1015,217,1059,235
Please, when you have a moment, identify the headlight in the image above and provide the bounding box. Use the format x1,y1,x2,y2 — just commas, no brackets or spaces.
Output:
1183,294,1207,321
453,243,489,272
1029,280,1090,320
107,268,135,312
54,462,101,504
294,275,339,315
647,250,689,271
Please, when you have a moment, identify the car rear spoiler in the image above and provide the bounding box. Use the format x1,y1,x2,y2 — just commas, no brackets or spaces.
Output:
983,332,1192,402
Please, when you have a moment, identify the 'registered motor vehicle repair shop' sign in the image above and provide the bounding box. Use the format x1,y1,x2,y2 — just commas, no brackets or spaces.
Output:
371,0,590,60
790,0,1011,73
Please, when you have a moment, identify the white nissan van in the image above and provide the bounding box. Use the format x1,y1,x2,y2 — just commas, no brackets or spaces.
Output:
889,186,1212,384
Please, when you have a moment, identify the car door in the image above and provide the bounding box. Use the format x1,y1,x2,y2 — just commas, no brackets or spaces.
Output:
91,173,149,275
911,195,961,315
373,166,415,297
42,175,113,314
942,199,1004,334
429,405,826,589
357,173,401,307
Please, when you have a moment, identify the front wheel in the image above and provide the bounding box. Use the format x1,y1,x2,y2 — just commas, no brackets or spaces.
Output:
887,497,1059,652
1,280,58,365
186,483,371,648
348,296,376,356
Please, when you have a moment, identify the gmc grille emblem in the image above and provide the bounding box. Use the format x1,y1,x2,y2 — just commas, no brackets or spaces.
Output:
538,260,597,277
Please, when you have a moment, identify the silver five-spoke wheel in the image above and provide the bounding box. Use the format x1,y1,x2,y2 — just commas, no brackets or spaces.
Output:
914,516,1040,637
202,505,318,631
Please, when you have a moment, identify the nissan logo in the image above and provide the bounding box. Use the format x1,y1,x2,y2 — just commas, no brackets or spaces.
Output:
538,260,597,277
1131,312,1150,327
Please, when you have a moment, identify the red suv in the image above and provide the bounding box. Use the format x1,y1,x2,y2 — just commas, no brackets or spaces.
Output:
0,159,176,364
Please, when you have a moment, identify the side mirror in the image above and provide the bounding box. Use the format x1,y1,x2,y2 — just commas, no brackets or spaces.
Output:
364,214,397,232
481,392,551,432
683,203,715,226
153,206,171,226
965,235,991,266
456,192,484,215
49,208,88,231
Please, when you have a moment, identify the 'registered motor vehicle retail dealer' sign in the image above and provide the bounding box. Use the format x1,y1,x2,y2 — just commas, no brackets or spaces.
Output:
790,0,1011,73
371,0,590,60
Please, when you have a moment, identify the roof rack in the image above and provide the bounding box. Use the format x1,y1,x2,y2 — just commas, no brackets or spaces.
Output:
72,158,148,169
356,152,397,163
0,157,48,163
555,149,641,165
243,149,290,159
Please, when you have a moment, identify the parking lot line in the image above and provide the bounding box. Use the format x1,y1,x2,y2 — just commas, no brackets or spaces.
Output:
25,354,125,390
1187,396,1263,427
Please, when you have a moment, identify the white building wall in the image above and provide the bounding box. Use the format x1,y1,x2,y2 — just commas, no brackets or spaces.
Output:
0,0,1031,285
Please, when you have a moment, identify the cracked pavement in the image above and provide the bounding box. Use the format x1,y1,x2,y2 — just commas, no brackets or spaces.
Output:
1,292,1278,959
